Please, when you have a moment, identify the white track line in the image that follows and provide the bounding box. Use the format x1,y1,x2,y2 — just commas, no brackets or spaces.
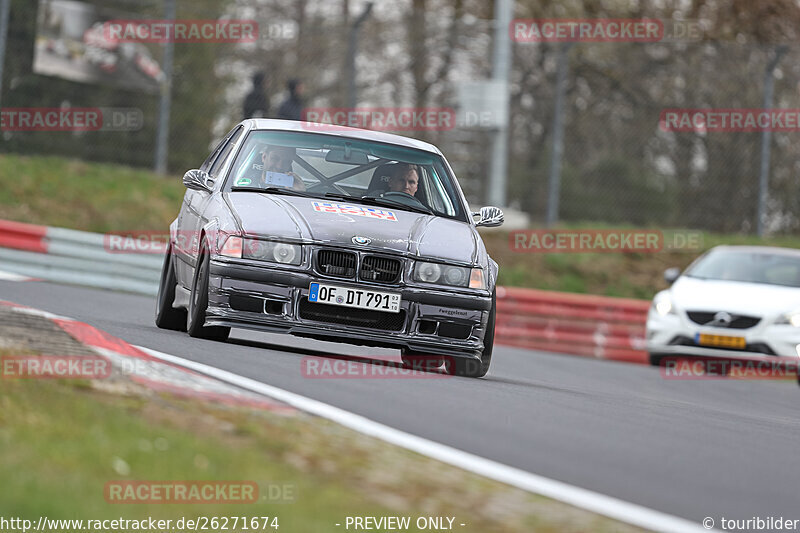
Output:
137,345,711,533
0,270,34,281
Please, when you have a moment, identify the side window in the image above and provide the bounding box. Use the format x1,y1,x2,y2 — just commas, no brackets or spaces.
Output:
425,167,455,216
200,126,239,172
209,127,244,178
201,137,227,172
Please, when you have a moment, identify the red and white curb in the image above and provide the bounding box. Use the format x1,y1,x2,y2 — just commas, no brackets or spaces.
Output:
0,300,293,413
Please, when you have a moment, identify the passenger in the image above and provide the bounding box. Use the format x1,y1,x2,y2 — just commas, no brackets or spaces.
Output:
257,145,306,191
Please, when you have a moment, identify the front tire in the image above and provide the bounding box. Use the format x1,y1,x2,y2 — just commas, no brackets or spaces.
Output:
155,244,187,331
187,244,230,342
446,289,495,378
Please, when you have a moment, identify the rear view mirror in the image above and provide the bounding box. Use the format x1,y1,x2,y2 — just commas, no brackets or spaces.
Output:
183,169,213,192
473,206,504,228
325,145,369,165
664,267,681,284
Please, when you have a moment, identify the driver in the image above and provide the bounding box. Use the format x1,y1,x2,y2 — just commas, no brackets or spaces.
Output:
257,145,306,191
385,163,419,196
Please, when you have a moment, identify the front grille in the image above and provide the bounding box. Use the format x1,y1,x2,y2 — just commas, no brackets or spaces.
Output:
317,250,356,278
360,255,401,284
686,311,761,329
298,298,405,331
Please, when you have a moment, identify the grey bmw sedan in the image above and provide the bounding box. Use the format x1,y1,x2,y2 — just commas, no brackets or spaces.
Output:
155,119,503,377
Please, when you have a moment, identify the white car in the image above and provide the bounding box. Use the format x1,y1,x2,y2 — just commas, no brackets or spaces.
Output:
646,245,800,365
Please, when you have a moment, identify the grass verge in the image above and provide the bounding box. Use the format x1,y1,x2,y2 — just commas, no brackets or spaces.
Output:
0,153,184,233
0,372,644,533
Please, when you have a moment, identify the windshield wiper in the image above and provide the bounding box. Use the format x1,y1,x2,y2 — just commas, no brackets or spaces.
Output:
231,186,317,198
321,192,356,202
359,195,434,215
320,192,434,215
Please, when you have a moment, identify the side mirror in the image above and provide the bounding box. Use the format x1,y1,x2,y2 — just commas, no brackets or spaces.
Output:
473,206,504,228
182,169,214,192
664,267,681,284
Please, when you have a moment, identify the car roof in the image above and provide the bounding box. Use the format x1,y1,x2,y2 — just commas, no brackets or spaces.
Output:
709,245,800,257
243,119,443,156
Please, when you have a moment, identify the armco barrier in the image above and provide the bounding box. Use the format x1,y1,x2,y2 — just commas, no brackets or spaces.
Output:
0,219,48,253
0,219,161,295
495,286,650,364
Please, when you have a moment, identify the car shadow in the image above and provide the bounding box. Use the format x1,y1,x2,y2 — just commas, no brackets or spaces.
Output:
225,336,452,375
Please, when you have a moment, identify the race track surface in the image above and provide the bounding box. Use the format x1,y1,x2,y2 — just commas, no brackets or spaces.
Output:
3,279,799,527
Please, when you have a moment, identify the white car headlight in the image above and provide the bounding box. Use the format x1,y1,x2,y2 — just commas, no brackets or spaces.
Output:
775,312,800,327
652,292,675,316
243,239,302,265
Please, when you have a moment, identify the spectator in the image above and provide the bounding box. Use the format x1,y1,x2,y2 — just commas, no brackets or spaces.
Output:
243,71,270,119
277,79,305,121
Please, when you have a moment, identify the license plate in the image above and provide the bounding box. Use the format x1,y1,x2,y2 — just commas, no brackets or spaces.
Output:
695,333,746,349
308,282,401,313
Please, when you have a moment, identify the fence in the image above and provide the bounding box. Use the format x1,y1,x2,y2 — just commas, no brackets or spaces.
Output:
3,2,800,234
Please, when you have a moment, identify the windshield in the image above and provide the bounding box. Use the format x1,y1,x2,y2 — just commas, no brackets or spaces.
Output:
684,249,800,288
224,130,467,221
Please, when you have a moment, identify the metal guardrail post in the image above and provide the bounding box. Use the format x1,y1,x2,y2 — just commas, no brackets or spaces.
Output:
154,0,177,174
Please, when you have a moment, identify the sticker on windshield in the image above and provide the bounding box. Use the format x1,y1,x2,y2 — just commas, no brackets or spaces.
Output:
312,201,398,222
235,177,252,186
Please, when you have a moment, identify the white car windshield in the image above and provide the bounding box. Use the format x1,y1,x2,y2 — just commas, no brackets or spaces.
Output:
685,249,800,288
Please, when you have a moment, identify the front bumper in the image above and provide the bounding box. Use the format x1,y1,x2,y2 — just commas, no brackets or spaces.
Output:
646,308,800,359
206,260,492,359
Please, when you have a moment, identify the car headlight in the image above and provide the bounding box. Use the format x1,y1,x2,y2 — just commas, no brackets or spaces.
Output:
775,312,800,327
413,262,485,289
243,239,302,265
651,292,675,316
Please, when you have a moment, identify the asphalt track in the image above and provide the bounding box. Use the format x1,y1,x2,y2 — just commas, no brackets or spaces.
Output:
3,278,800,530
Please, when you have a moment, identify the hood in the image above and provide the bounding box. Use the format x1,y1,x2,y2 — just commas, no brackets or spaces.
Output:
225,193,479,264
671,276,800,315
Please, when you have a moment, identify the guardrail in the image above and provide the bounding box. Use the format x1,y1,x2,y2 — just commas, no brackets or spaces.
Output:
0,219,161,295
495,286,649,364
